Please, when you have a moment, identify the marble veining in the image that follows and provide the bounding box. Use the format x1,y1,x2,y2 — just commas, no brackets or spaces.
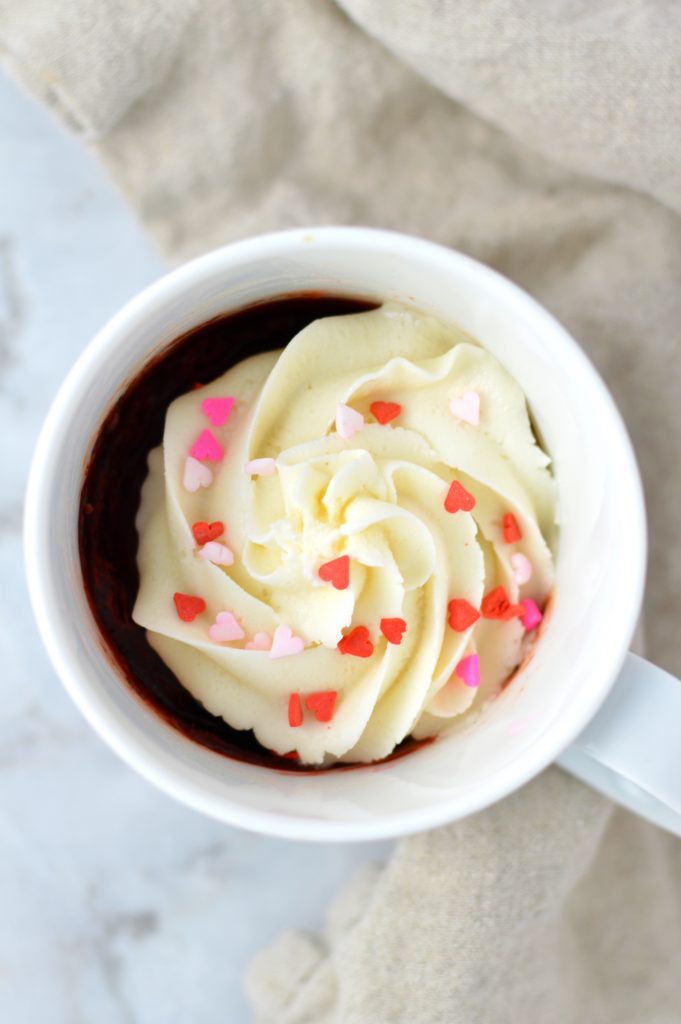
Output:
0,73,391,1024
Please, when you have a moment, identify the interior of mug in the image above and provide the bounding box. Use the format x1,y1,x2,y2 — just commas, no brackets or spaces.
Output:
26,228,645,840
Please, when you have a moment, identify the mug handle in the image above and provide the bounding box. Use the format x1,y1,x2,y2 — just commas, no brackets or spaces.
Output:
557,652,681,837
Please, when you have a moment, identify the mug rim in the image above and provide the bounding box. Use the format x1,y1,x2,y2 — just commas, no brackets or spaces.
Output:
24,226,647,840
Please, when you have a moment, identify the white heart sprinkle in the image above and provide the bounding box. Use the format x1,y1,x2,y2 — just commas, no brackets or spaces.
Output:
336,403,364,440
198,541,234,566
449,391,480,426
269,624,305,659
245,631,272,651
510,552,533,585
245,458,276,476
208,611,245,643
183,456,213,492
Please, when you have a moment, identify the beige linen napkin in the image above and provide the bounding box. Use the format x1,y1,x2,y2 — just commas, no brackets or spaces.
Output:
4,2,681,1020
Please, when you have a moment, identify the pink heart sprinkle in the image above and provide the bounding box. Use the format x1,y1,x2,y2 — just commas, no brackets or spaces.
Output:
183,456,213,492
269,624,305,659
201,396,234,426
245,458,276,477
208,611,245,643
510,553,533,585
454,653,480,688
190,429,223,462
198,541,234,566
449,391,480,426
336,403,364,440
520,598,543,632
245,631,272,651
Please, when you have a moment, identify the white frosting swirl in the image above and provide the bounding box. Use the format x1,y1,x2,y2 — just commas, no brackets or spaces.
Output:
133,304,555,764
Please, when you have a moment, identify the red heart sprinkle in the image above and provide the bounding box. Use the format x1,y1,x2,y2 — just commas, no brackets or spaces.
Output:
318,555,350,590
502,512,522,543
380,617,407,645
173,592,206,622
191,520,224,545
481,586,524,620
444,480,476,513
305,691,337,722
338,626,374,658
370,401,402,424
447,599,481,631
281,750,299,760
288,693,303,728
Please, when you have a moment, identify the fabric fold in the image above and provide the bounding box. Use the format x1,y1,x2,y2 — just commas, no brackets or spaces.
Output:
248,771,681,1023
338,0,681,215
0,0,199,138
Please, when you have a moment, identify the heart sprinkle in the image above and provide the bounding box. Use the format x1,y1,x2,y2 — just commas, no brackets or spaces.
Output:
208,611,245,643
449,391,480,426
245,631,272,651
455,653,480,688
380,617,407,645
510,552,533,585
198,541,234,566
502,512,522,544
370,401,402,424
318,555,350,590
336,403,364,440
444,480,476,513
191,520,224,545
305,691,337,722
201,396,235,426
447,599,481,631
183,456,213,492
173,592,206,622
269,624,305,659
481,586,523,621
337,626,374,658
288,693,303,728
519,598,543,632
190,429,223,462
245,458,277,477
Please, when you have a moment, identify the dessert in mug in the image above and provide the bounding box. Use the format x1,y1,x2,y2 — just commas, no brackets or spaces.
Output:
132,302,556,765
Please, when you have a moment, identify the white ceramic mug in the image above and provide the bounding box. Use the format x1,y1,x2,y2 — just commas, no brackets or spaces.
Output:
24,227,681,841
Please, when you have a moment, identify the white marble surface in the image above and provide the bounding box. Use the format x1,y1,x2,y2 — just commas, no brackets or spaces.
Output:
0,75,391,1023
